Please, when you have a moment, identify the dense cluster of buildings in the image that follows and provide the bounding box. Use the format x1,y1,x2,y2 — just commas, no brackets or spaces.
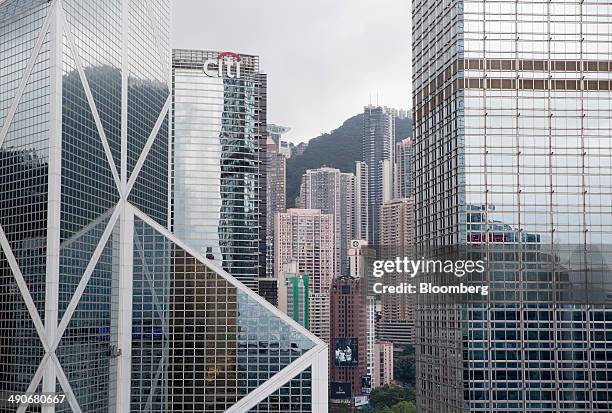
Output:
0,2,404,411
1,0,611,412
272,107,416,408
0,1,327,412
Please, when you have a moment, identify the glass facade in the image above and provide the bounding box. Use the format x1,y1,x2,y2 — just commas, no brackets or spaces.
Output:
172,49,266,292
250,368,313,413
131,217,171,412
414,0,612,412
0,0,172,410
129,215,317,412
0,1,50,405
265,138,287,281
0,4,326,411
56,1,124,408
126,0,171,227
361,106,394,246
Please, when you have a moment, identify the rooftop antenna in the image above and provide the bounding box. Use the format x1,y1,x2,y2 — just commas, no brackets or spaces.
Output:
369,92,372,106
376,91,379,106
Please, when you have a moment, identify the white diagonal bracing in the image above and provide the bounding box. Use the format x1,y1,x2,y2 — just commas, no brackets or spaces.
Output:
143,354,166,412
42,0,63,406
120,0,129,190
0,224,49,351
0,3,55,149
59,6,122,195
131,203,325,347
225,344,329,413
134,234,169,336
15,352,81,413
125,95,171,197
17,203,120,412
59,207,114,252
55,204,121,345
53,353,82,413
16,354,50,413
132,203,329,412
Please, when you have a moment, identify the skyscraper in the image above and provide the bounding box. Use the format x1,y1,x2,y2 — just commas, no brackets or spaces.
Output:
394,138,414,199
261,136,287,302
267,123,290,145
373,341,394,389
0,0,172,409
329,275,368,403
361,105,395,245
348,239,377,281
355,161,370,241
0,2,327,411
347,239,378,388
299,167,355,275
286,274,310,328
267,124,292,158
171,49,267,292
366,295,377,389
308,292,331,347
413,0,612,411
377,198,416,347
275,208,335,343
340,173,357,273
277,259,310,327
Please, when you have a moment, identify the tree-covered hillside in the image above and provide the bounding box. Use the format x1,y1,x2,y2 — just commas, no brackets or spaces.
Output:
286,114,412,207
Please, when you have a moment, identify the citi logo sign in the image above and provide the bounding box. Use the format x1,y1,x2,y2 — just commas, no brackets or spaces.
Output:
204,52,242,78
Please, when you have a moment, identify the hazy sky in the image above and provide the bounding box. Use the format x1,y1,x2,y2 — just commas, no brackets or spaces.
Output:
173,0,412,143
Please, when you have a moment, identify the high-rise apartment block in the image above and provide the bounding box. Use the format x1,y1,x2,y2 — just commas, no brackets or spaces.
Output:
262,136,287,301
275,209,335,294
361,105,395,245
373,341,394,389
394,138,414,199
366,296,377,388
413,0,612,411
275,209,335,344
0,2,327,411
309,292,331,346
355,161,370,241
348,240,378,387
277,259,310,330
172,49,267,292
299,167,355,275
340,173,357,273
287,275,310,329
348,239,376,280
377,198,416,347
380,198,416,332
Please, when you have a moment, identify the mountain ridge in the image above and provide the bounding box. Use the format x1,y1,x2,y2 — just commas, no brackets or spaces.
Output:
286,113,413,207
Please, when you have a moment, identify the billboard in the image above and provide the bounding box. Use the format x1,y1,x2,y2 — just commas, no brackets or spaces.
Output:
330,382,352,400
335,337,358,366
354,395,369,407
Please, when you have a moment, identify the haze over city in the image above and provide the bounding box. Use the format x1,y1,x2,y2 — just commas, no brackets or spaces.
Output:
173,0,412,143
